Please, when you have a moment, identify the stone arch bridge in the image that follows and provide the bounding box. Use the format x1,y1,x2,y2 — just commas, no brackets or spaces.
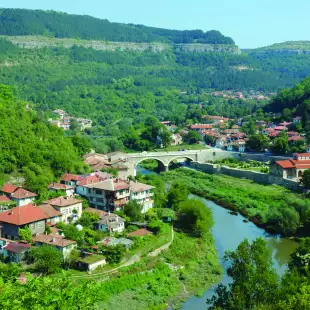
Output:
127,149,213,173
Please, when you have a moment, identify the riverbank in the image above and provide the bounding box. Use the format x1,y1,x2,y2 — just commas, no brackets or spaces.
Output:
87,231,221,309
163,168,310,237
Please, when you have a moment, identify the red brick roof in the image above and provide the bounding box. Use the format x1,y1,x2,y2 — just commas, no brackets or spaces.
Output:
288,136,305,142
45,196,82,207
276,159,310,170
11,188,37,200
48,183,74,190
0,204,48,225
34,234,76,248
295,153,310,157
1,184,19,194
274,126,287,131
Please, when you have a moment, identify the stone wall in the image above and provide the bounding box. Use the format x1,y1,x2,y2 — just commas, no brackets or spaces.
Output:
190,162,301,191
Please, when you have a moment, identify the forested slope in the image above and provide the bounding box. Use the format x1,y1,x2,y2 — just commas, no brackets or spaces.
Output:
0,8,234,44
0,85,88,196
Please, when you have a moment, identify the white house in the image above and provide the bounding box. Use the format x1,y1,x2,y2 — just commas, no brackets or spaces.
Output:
34,234,77,259
129,181,154,213
48,183,75,197
45,197,83,224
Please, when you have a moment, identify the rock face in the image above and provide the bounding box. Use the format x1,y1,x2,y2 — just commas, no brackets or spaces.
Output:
2,35,241,54
174,43,241,54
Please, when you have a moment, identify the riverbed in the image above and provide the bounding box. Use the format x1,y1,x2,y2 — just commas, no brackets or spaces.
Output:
137,166,298,309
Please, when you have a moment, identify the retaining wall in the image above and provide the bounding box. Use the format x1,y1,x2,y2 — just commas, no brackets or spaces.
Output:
190,162,301,191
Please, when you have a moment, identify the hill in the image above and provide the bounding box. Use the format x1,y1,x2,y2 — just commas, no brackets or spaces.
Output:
0,85,89,197
247,41,310,54
0,8,234,45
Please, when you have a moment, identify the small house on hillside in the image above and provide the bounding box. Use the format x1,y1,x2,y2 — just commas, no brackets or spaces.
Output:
94,212,125,234
1,184,37,207
0,238,31,263
34,234,77,259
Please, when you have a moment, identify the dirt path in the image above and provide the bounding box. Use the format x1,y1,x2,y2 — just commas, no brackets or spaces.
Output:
71,226,174,279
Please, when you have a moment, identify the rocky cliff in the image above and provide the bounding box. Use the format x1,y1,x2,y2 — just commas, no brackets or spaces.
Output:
1,35,241,54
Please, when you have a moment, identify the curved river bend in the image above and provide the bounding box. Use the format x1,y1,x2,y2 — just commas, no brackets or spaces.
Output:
137,167,298,309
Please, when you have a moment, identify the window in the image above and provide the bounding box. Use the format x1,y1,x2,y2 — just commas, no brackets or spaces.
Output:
95,189,102,195
38,221,44,228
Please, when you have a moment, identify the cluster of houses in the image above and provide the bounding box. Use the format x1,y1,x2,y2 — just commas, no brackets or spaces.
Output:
0,153,154,265
210,90,275,101
49,109,93,131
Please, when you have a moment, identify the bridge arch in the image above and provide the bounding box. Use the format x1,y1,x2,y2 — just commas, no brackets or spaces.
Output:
167,156,194,168
135,157,168,173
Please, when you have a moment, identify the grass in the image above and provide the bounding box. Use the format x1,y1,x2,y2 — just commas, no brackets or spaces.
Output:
126,223,172,259
77,254,106,264
156,143,208,152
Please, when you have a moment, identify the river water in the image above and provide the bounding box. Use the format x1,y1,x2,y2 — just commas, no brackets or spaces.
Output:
137,166,298,309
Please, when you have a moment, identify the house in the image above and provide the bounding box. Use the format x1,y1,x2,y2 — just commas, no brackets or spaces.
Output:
33,234,77,259
76,174,108,197
288,136,305,145
171,133,182,146
48,183,75,197
94,212,125,234
39,204,62,227
270,153,310,179
0,204,48,240
215,136,228,149
227,143,234,151
82,178,130,211
0,184,37,207
45,197,82,224
273,126,288,131
0,238,31,263
76,254,106,271
129,181,154,213
10,188,37,207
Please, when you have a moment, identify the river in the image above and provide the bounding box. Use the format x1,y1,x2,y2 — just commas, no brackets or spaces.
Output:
137,166,298,309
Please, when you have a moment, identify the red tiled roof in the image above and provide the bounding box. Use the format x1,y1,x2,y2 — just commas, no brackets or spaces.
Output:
1,184,19,194
48,183,74,190
0,204,48,225
5,242,31,253
61,174,84,182
295,153,310,157
0,196,10,202
274,126,287,131
77,175,102,186
34,234,76,248
11,188,37,199
127,228,153,237
275,160,295,169
288,136,305,142
39,204,62,218
191,124,213,129
45,196,82,207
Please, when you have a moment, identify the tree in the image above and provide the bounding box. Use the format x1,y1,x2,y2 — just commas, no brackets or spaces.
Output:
167,182,189,210
100,244,125,264
208,238,279,309
18,226,32,243
178,199,213,236
300,169,310,189
185,130,201,144
271,132,289,155
288,238,310,275
124,200,143,221
246,134,269,152
29,246,63,274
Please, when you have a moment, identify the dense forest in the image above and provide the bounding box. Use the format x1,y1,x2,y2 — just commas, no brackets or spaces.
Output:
0,8,234,44
0,85,89,196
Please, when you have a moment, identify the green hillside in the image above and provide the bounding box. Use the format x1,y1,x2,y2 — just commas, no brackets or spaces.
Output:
0,85,88,197
0,8,234,44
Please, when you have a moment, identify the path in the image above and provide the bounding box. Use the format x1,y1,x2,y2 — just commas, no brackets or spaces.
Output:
70,226,174,279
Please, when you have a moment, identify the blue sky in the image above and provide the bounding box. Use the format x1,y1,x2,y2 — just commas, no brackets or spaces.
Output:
1,0,309,48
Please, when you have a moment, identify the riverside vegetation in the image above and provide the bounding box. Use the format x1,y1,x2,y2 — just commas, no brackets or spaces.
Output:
163,168,310,237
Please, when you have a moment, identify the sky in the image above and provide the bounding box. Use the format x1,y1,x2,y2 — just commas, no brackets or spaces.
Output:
1,0,309,48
